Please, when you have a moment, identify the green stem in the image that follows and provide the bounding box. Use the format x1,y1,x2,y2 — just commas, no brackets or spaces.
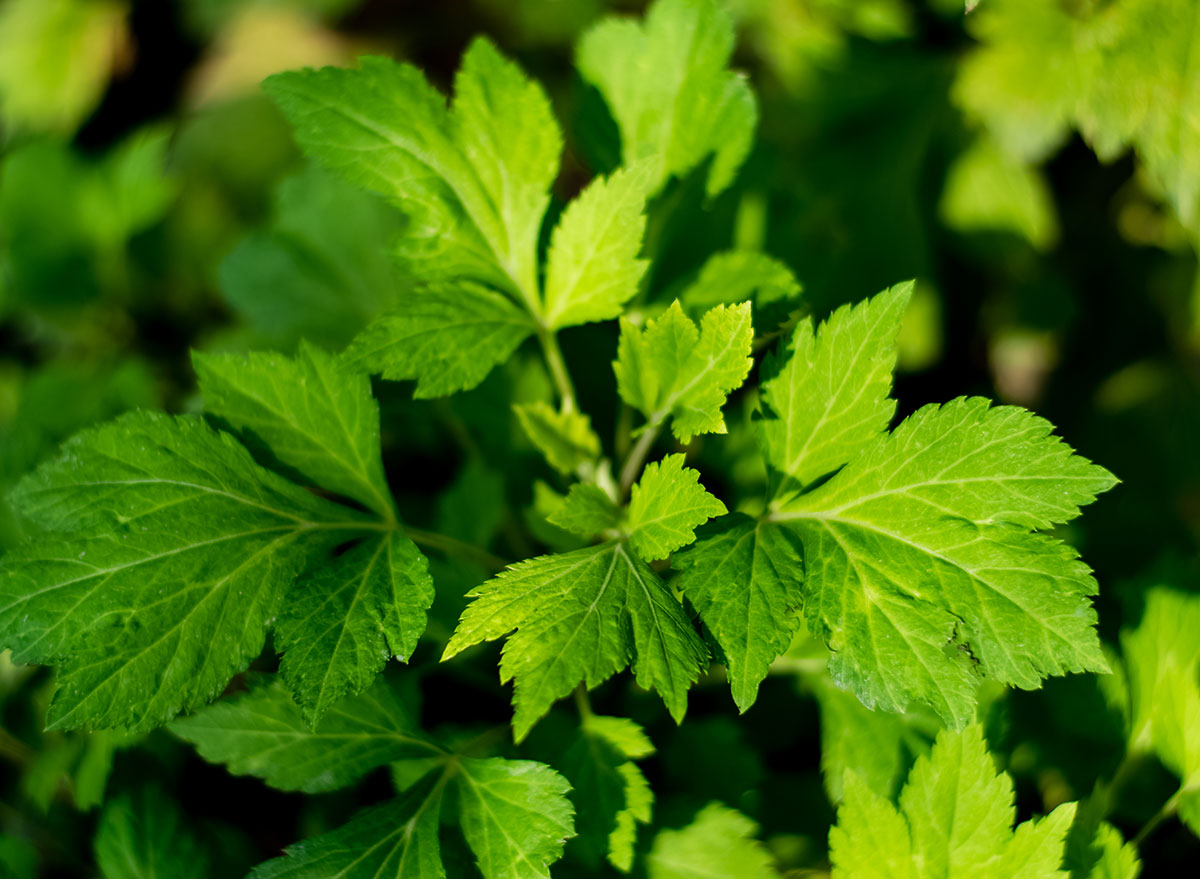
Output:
618,422,662,497
538,328,578,414
1134,789,1181,846
405,527,510,572
573,684,594,721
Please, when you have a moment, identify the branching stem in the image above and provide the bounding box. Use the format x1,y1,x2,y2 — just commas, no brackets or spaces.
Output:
405,527,510,572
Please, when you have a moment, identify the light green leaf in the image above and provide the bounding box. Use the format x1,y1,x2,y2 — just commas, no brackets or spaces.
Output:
220,166,402,350
577,0,757,197
939,134,1059,250
444,542,707,741
647,802,774,879
344,283,534,398
455,757,576,879
0,412,368,731
614,301,753,442
776,396,1115,726
542,166,649,329
759,282,910,498
265,38,559,304
830,725,1077,879
625,453,726,561
673,513,804,711
0,0,126,136
170,676,439,793
274,532,433,723
247,757,574,879
811,672,940,803
679,250,802,314
1120,587,1200,822
563,714,655,871
94,787,207,879
194,342,395,519
1086,823,1141,879
546,483,620,540
514,401,602,475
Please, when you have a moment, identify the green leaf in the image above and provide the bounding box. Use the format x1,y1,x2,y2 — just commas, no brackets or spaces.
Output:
514,401,602,476
1120,587,1200,828
759,282,911,498
0,412,368,732
1085,823,1141,879
194,342,395,519
265,38,560,304
170,676,440,793
247,757,574,879
274,532,434,723
625,453,726,561
0,0,126,136
443,542,707,741
614,301,753,442
542,166,649,329
777,396,1115,726
811,673,939,803
830,725,1077,879
673,514,804,711
220,166,402,350
248,770,448,879
344,283,534,398
577,0,757,197
94,787,208,879
563,714,655,872
546,483,620,540
678,250,802,315
647,802,774,879
455,757,576,879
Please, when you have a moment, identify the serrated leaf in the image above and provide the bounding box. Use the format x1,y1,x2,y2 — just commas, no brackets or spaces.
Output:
1120,587,1200,832
344,283,534,398
647,802,774,879
443,542,707,741
455,758,576,879
777,396,1115,726
0,412,370,732
542,166,648,329
546,483,620,540
759,282,910,498
248,770,448,879
170,676,439,793
275,532,434,724
514,401,602,476
194,342,395,519
265,38,559,305
614,301,753,442
220,166,402,350
625,454,725,561
679,250,802,314
94,788,208,879
811,673,939,803
673,513,803,712
830,725,1077,879
1085,823,1141,879
577,0,757,197
563,714,655,871
247,757,574,879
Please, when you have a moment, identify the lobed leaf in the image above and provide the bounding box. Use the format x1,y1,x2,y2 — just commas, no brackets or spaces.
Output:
171,676,438,794
444,542,707,741
625,453,725,562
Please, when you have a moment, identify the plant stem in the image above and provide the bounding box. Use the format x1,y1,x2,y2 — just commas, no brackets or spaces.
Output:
538,327,578,414
1134,789,1181,846
619,422,662,497
405,527,510,572
573,684,593,721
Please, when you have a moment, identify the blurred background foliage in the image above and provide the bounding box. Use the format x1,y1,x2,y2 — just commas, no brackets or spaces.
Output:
2,0,1199,876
